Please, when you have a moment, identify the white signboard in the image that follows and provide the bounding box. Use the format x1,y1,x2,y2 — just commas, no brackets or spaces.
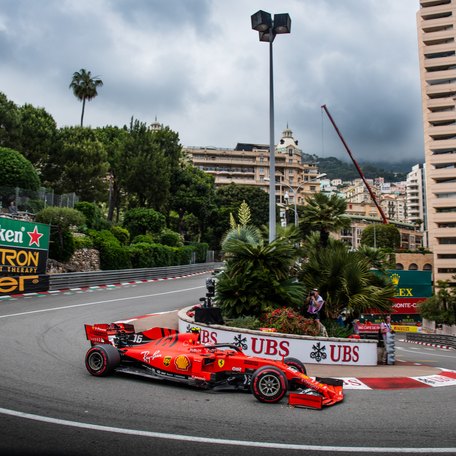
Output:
178,318,378,366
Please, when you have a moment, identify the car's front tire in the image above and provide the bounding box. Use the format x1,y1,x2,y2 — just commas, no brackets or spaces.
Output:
85,344,120,377
251,366,288,403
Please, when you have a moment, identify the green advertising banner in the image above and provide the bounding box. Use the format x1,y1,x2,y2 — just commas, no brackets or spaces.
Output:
0,217,50,251
385,270,432,298
0,217,50,295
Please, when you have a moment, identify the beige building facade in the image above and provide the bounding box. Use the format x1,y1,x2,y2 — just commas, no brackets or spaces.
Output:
185,127,321,206
417,0,456,285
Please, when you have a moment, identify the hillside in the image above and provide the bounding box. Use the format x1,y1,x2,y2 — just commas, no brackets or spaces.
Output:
303,154,419,182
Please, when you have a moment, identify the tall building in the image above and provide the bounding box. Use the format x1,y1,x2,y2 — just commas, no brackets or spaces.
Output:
185,126,321,206
417,0,456,285
406,163,427,232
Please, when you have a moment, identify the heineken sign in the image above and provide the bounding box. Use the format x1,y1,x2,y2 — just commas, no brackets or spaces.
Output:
0,217,50,295
0,217,49,250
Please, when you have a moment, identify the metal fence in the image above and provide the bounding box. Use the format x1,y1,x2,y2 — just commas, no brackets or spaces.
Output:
0,186,79,214
406,332,456,349
49,263,223,291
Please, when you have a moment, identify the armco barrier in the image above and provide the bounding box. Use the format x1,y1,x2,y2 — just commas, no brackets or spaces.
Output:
406,332,455,349
49,263,222,291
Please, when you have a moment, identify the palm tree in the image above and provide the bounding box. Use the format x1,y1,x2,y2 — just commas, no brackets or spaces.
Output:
216,226,305,318
300,193,351,247
300,237,395,319
69,69,103,126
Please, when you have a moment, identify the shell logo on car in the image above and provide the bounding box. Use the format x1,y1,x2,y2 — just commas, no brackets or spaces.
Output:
174,355,191,371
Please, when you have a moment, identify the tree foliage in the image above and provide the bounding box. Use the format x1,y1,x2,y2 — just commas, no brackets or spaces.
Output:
360,224,401,250
169,163,216,242
419,279,456,326
54,127,109,201
123,207,166,238
0,146,40,190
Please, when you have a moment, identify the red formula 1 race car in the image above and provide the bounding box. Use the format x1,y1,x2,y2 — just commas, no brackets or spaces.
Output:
84,323,344,409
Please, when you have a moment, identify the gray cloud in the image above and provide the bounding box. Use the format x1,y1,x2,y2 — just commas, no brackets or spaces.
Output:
0,0,424,162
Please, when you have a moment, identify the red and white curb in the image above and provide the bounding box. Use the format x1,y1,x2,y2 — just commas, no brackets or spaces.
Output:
337,369,456,390
402,339,454,351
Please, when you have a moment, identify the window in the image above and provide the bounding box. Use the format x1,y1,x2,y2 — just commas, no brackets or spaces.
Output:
408,263,418,271
438,237,456,244
423,264,432,271
395,263,404,270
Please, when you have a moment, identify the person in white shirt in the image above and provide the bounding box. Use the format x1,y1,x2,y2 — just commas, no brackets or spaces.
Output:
306,288,324,322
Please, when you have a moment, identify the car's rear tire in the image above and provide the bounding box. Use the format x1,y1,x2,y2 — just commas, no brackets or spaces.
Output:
284,357,307,375
85,344,120,377
251,366,288,403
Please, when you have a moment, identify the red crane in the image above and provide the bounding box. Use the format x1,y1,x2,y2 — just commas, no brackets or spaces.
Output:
321,104,388,224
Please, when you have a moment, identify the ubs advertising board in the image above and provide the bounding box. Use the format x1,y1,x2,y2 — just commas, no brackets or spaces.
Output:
0,217,50,296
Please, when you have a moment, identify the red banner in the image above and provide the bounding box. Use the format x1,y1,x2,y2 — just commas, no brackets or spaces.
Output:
365,298,426,315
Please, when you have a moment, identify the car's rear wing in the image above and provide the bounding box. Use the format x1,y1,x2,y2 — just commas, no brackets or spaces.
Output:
84,323,178,346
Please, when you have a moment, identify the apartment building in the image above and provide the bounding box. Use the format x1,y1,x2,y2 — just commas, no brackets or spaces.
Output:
185,127,321,206
406,163,427,231
417,0,456,285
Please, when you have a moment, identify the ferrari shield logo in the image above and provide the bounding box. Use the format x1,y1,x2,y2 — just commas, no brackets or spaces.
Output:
218,359,225,368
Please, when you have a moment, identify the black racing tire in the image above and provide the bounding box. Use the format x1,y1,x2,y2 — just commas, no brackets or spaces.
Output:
85,344,121,377
284,357,307,375
251,366,288,403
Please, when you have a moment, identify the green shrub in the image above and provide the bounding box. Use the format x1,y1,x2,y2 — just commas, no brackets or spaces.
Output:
73,234,94,250
123,208,166,238
89,229,131,270
174,245,193,265
131,234,154,244
75,201,110,230
224,316,261,330
188,242,209,263
49,227,75,262
36,206,86,230
157,228,183,247
128,243,193,268
111,226,130,245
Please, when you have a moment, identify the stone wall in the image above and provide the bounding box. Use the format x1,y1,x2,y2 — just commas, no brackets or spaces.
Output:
47,248,100,274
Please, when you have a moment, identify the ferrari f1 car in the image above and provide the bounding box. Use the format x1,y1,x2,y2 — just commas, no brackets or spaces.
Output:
84,323,344,408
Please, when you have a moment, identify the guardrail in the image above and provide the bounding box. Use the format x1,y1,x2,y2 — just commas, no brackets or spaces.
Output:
406,332,456,349
49,263,222,291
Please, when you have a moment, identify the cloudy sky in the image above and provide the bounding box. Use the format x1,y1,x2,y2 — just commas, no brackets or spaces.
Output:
0,0,424,163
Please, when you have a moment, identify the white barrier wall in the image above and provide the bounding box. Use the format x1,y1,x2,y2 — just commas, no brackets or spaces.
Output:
178,309,378,366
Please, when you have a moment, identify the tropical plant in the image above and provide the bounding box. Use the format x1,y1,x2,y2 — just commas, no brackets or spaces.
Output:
216,228,305,318
300,236,395,319
357,245,396,271
300,193,351,246
69,69,103,126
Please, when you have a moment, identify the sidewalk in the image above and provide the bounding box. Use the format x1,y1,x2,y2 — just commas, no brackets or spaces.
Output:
125,310,445,382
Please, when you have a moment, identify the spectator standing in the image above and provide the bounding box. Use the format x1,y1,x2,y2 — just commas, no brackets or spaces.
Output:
379,315,395,365
306,288,324,322
8,201,17,215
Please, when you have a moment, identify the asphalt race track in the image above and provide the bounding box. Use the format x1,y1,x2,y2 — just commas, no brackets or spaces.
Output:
0,273,455,456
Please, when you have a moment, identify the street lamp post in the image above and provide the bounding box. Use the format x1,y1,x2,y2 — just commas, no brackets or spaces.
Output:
251,10,291,242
